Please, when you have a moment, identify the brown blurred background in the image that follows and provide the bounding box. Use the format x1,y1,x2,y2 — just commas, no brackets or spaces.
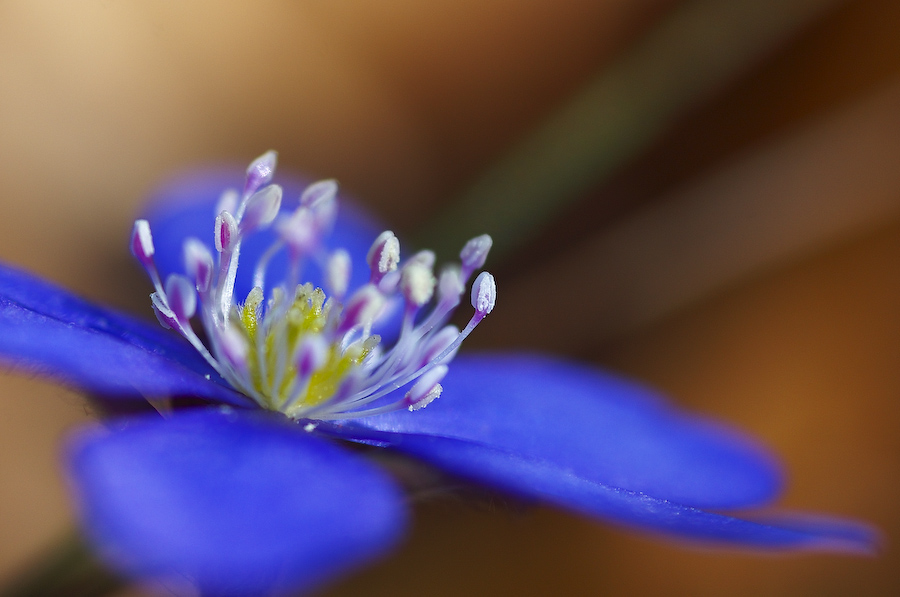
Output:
1,1,899,595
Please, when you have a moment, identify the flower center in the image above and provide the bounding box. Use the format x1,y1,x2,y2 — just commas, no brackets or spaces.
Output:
235,283,377,412
131,151,495,421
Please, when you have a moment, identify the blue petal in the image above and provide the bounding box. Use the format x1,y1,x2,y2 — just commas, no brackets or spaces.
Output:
347,354,783,510
0,262,248,405
142,167,384,302
67,408,407,596
336,430,876,552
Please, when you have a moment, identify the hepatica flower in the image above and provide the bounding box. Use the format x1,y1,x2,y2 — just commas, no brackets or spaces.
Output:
0,152,876,595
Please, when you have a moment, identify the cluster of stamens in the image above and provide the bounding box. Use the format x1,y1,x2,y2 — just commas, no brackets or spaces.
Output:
131,151,496,421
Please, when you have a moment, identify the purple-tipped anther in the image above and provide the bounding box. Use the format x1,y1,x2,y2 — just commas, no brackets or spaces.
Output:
366,231,400,285
277,207,317,258
471,271,496,319
164,275,197,324
300,179,338,210
218,325,249,374
184,239,214,294
437,267,464,305
420,325,460,366
215,211,238,253
337,286,386,336
294,334,329,379
460,234,493,280
311,192,338,233
150,292,177,330
131,219,166,299
130,220,155,266
406,365,448,411
215,189,239,216
244,150,278,196
240,184,283,234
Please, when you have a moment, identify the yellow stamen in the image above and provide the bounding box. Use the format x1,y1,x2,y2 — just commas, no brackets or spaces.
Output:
234,285,378,413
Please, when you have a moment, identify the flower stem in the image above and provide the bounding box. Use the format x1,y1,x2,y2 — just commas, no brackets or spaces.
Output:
418,0,845,262
0,529,123,597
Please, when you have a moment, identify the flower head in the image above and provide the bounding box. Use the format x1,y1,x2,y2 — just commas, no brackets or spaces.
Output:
131,153,494,421
0,153,878,596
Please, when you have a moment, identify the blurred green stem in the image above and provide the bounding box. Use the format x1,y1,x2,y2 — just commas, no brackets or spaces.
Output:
419,0,846,261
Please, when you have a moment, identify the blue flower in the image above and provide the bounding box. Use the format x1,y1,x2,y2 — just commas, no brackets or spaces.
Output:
0,154,877,595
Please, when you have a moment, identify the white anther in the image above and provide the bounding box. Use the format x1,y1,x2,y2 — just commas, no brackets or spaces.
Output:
338,285,386,335
164,274,197,322
245,150,278,194
183,239,214,293
401,262,436,307
276,207,317,256
150,292,176,330
406,365,448,410
460,234,493,275
471,271,496,316
240,184,283,233
215,189,239,216
438,267,464,302
421,325,460,365
366,231,393,265
130,220,154,265
294,334,329,378
218,325,249,373
325,249,351,299
300,179,338,210
366,231,400,283
215,211,238,253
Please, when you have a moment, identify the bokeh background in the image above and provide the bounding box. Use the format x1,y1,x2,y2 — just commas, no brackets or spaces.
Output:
1,0,900,595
